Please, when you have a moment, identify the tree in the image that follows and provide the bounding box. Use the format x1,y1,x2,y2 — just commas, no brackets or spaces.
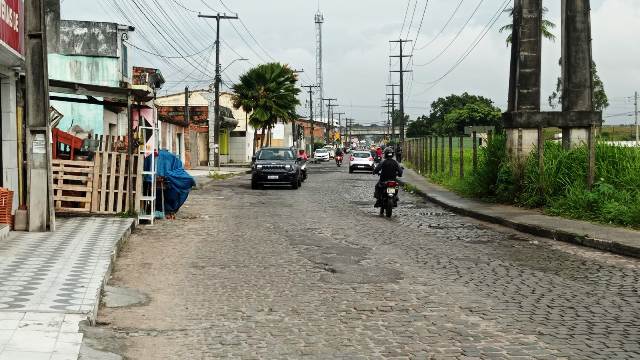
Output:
442,103,502,135
407,93,501,137
499,6,556,46
231,63,301,149
548,61,610,112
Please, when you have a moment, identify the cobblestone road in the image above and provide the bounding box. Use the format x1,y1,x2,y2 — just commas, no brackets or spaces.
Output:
84,162,640,359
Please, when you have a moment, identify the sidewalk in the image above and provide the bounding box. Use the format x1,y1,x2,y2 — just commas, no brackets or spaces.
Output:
402,168,640,258
0,217,134,359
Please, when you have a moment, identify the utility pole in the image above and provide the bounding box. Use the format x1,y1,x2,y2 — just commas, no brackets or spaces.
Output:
386,84,398,142
327,103,339,144
635,91,638,145
345,118,354,148
26,0,54,231
198,13,239,169
335,112,345,147
390,40,412,150
322,98,336,143
184,86,190,163
302,85,319,153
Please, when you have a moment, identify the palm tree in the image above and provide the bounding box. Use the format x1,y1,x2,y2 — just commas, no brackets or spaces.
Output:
499,6,556,46
231,63,301,151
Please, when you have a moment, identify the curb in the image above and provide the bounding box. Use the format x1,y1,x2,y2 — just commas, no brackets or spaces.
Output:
401,179,640,259
89,218,136,325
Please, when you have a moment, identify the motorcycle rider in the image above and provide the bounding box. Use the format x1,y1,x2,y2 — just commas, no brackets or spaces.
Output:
335,147,344,163
373,147,403,207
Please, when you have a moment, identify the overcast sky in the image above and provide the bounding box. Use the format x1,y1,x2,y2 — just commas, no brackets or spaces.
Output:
60,0,639,125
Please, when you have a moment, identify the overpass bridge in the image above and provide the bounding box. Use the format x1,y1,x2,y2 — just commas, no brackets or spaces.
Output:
348,126,398,137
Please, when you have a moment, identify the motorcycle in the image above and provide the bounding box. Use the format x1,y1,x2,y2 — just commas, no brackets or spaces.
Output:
378,180,399,218
335,155,343,167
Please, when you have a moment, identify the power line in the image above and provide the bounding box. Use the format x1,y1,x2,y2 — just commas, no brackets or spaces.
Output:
412,0,511,95
124,40,215,59
414,0,465,51
413,0,485,67
399,0,412,38
405,0,419,39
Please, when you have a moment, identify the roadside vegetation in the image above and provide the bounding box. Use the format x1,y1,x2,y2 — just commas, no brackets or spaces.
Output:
423,135,640,228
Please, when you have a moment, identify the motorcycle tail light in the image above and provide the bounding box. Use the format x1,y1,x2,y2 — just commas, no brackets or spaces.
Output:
386,181,398,187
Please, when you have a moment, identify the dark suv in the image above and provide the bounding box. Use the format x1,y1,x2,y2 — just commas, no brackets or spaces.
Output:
251,147,303,189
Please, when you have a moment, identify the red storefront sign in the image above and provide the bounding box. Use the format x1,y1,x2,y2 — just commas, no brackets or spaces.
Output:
0,0,23,55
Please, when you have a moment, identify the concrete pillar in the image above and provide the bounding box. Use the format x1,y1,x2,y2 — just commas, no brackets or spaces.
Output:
561,0,593,148
506,0,543,158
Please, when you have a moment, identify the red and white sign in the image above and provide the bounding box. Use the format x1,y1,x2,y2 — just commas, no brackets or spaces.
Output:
0,0,23,56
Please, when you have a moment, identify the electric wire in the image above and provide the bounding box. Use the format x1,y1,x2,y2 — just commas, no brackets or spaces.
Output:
413,0,485,67
412,0,511,96
414,0,465,51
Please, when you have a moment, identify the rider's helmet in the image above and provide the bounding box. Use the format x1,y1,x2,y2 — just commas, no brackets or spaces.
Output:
383,147,394,159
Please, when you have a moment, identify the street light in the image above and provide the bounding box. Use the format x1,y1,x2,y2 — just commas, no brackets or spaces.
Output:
221,57,248,73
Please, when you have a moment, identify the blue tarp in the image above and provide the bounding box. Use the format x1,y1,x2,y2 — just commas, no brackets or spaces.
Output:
145,150,195,214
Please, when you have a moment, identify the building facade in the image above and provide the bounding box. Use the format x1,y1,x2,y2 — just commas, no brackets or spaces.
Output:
0,0,24,214
46,0,133,137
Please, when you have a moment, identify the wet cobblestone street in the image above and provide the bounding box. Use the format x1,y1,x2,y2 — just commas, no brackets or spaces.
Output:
84,162,640,359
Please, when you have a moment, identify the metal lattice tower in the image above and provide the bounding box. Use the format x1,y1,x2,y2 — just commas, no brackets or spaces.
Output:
315,11,324,122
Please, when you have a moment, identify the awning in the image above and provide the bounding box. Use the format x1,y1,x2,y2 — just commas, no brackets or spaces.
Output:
49,79,153,107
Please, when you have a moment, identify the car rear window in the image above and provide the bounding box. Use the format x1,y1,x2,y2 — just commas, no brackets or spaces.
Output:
353,152,370,158
316,149,328,153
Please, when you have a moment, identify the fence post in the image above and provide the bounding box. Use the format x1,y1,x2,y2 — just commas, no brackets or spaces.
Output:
428,136,433,174
434,137,438,173
537,126,544,190
448,136,453,177
420,137,427,174
472,131,478,173
459,135,464,178
440,136,445,173
587,124,596,190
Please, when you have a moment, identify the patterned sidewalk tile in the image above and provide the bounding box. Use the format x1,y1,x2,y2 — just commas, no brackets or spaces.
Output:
0,217,133,360
0,217,133,313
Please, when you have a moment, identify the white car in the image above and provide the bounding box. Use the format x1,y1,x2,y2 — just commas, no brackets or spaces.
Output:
323,146,335,158
313,148,330,161
349,151,375,173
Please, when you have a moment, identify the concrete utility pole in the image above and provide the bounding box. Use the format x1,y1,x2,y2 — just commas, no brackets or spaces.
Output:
327,103,339,144
26,0,54,231
345,118,354,147
198,13,238,169
185,86,190,162
386,84,398,141
322,98,336,143
335,112,345,146
302,85,319,153
390,40,412,148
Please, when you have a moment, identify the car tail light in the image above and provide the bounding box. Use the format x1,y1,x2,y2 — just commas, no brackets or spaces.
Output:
386,181,398,187
369,157,374,161
350,156,354,161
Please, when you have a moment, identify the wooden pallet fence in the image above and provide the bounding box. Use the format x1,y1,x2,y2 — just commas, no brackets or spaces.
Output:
91,152,142,214
52,159,94,213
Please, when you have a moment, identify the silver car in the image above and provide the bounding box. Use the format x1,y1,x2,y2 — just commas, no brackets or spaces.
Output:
349,151,375,173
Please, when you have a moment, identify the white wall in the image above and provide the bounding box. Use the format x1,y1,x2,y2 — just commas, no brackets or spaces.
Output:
0,69,18,212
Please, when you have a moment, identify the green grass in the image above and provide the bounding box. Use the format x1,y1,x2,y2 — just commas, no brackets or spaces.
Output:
404,135,640,228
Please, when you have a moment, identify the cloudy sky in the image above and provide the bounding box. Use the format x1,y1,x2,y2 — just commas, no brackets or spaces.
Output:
60,0,639,125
